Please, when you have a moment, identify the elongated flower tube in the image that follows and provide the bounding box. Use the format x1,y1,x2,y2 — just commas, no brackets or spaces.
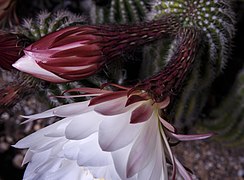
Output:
129,27,201,102
13,15,180,83
14,86,212,180
0,31,24,70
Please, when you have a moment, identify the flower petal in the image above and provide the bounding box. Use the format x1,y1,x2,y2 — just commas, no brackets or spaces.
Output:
64,111,102,140
130,102,153,124
166,131,214,141
159,116,175,132
111,144,134,180
98,111,141,152
94,96,137,116
77,133,113,167
13,120,69,149
125,95,147,107
63,87,109,95
137,137,165,180
89,91,127,106
175,158,192,180
45,160,95,180
53,101,93,117
20,108,56,124
126,114,158,178
12,55,68,83
158,96,170,109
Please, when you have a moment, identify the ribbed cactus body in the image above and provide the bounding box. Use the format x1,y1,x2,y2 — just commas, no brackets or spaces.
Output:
90,0,149,24
151,0,235,71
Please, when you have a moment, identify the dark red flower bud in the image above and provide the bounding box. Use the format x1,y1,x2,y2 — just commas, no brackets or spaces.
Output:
13,15,180,83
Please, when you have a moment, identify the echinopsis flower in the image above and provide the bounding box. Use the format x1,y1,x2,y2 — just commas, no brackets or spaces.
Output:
12,25,211,179
13,15,180,83
14,86,212,180
0,31,24,70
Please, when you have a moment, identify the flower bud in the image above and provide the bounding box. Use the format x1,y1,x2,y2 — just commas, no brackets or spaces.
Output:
13,16,180,83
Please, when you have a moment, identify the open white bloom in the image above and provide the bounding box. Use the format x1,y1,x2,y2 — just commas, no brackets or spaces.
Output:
14,87,212,180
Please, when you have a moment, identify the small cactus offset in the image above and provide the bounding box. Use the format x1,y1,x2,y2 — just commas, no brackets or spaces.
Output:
17,10,86,42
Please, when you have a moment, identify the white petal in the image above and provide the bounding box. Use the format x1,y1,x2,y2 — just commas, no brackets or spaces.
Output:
65,111,102,140
22,149,34,165
14,120,68,149
45,120,70,137
21,108,58,124
138,133,166,180
53,101,93,117
99,111,141,152
77,133,113,167
88,166,121,180
126,113,159,178
112,144,136,180
13,55,68,83
62,141,81,161
46,160,94,180
23,149,52,178
94,97,132,116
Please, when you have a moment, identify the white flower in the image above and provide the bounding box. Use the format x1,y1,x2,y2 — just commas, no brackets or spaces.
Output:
14,87,212,180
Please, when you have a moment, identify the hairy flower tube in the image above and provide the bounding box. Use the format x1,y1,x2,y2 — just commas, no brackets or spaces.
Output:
14,86,212,180
130,27,201,102
0,31,24,70
12,15,180,83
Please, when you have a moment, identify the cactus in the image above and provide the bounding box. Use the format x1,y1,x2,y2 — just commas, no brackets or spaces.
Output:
200,69,244,146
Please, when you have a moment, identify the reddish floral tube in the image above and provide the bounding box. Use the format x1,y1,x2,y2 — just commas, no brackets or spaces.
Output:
13,16,180,83
129,27,201,102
